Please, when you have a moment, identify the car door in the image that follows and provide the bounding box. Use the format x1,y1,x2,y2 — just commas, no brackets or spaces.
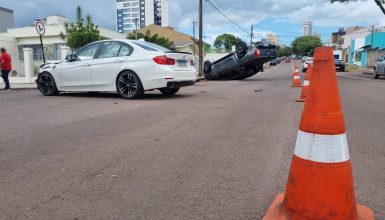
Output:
90,41,133,90
60,43,101,89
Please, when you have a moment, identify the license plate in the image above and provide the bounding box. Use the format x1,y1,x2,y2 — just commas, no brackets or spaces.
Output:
177,60,188,67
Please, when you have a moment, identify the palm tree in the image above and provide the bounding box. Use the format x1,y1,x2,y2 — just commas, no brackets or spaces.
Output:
127,30,175,50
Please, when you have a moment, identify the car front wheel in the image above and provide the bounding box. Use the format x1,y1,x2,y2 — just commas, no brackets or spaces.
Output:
37,72,59,96
159,88,180,95
117,71,144,99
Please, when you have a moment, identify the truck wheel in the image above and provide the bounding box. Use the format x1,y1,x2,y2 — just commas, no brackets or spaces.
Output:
203,61,212,74
236,41,248,59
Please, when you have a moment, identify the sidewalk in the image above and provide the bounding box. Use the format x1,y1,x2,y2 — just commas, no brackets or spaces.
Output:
0,83,37,89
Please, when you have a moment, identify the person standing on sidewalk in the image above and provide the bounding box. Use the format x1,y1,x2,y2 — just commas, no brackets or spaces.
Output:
0,47,12,90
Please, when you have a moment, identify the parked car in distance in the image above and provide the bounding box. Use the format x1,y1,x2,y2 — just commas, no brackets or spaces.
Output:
374,54,385,79
269,58,278,66
302,57,313,72
203,41,277,80
37,40,196,99
335,59,345,72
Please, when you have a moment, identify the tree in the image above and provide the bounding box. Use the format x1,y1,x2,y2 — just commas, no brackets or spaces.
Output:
213,33,242,52
277,46,293,57
59,6,101,51
331,0,385,15
127,30,175,50
291,36,322,56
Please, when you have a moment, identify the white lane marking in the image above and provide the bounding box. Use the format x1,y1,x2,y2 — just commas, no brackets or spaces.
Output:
295,130,350,163
337,73,373,81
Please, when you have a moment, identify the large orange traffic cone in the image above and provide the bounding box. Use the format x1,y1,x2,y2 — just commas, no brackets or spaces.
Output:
296,64,312,102
291,67,302,87
263,47,374,220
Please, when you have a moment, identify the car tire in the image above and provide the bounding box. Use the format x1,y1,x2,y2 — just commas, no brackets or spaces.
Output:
203,60,212,74
302,68,306,73
236,41,248,59
116,71,144,99
159,88,180,95
374,72,380,79
37,72,59,96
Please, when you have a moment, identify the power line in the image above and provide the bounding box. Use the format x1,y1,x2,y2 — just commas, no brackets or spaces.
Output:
210,0,250,32
206,0,250,35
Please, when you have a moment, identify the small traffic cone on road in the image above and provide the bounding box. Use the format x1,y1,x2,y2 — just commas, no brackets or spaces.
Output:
263,47,374,220
296,64,313,102
291,67,302,87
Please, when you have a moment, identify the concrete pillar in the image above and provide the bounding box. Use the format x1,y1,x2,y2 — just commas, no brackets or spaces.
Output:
23,48,34,83
60,46,71,60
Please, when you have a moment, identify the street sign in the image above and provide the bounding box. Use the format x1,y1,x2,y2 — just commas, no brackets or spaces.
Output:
35,21,46,63
35,21,46,36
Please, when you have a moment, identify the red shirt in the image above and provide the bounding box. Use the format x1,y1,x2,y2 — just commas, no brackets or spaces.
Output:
0,52,12,71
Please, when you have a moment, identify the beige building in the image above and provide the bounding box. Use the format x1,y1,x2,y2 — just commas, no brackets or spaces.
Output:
266,34,279,46
135,24,198,54
0,15,125,76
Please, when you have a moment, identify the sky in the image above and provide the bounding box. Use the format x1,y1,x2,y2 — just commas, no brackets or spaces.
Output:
1,0,383,46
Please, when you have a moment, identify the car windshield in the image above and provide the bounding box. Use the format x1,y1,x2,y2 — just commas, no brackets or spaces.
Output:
133,41,171,52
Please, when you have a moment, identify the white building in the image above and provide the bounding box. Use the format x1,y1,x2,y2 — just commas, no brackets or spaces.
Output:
116,0,168,34
302,21,313,36
0,15,125,77
0,7,14,32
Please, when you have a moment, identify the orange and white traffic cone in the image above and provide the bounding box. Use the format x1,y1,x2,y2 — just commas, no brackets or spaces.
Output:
263,47,374,220
296,64,312,102
291,67,302,87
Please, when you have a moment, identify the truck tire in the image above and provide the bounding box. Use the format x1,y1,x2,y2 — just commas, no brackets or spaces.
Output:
236,41,248,59
203,60,212,74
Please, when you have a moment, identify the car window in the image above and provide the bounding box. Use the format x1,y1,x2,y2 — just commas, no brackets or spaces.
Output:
118,44,132,57
381,54,385,61
76,43,100,60
99,42,121,59
133,41,170,52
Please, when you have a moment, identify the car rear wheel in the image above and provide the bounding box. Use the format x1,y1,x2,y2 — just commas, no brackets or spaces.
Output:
374,72,380,79
37,72,59,96
117,71,144,99
159,88,180,95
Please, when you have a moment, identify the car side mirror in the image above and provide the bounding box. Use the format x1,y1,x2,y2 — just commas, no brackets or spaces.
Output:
65,54,77,62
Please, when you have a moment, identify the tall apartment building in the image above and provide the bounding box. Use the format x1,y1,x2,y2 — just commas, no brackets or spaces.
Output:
0,7,14,33
266,33,279,46
116,0,168,34
302,21,313,36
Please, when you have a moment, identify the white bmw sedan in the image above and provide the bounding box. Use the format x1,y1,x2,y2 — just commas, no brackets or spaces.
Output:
37,40,197,99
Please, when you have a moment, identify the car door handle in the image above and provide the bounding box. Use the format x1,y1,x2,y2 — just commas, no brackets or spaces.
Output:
114,60,124,63
82,64,91,67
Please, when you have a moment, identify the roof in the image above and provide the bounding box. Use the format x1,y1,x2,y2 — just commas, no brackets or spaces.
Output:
136,24,196,45
0,7,13,13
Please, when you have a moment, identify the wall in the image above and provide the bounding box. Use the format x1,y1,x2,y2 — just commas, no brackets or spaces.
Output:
0,8,14,32
367,49,385,67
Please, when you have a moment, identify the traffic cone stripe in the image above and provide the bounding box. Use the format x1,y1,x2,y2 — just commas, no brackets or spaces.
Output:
303,80,310,86
293,76,300,79
295,69,299,73
294,130,350,163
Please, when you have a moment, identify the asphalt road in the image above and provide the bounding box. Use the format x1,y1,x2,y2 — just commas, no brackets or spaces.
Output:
0,62,384,220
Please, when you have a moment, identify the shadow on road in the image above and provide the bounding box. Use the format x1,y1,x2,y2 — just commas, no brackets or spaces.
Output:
58,92,196,100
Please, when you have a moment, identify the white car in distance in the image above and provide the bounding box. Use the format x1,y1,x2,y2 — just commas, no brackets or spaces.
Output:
37,40,197,99
302,57,313,72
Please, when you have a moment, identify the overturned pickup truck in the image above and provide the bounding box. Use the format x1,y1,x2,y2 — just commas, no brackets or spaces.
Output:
203,41,277,80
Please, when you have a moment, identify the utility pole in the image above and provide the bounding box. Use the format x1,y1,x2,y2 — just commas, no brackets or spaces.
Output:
199,0,203,77
193,20,196,58
371,25,375,48
250,25,254,46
